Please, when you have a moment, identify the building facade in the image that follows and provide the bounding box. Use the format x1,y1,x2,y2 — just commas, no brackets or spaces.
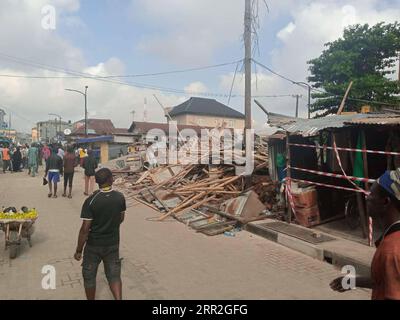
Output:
169,97,245,130
0,109,7,129
0,128,16,141
37,120,73,143
31,127,38,142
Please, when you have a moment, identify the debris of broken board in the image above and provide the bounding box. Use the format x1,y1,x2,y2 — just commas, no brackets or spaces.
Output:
176,208,238,236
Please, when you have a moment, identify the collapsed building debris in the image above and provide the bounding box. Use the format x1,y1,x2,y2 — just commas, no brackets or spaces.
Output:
111,138,277,236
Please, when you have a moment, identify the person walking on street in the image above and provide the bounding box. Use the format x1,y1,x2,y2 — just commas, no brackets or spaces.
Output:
63,146,77,199
38,144,43,168
21,146,28,169
58,146,65,160
44,147,63,198
0,144,3,172
83,149,98,196
42,144,51,163
331,169,400,300
74,168,126,300
12,147,22,172
2,145,11,173
28,143,39,177
79,147,88,167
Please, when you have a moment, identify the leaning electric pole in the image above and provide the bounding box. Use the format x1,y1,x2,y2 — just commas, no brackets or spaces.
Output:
244,0,252,131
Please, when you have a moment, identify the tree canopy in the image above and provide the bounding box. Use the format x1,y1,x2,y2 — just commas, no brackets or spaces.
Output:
307,22,400,116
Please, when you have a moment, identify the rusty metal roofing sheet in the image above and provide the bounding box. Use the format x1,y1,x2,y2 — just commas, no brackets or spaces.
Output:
344,116,400,125
267,112,400,137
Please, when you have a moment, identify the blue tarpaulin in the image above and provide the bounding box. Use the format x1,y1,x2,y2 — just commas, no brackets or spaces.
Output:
76,136,114,144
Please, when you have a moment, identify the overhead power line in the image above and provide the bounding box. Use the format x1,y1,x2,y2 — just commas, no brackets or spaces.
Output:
0,52,247,98
0,53,296,100
253,59,400,107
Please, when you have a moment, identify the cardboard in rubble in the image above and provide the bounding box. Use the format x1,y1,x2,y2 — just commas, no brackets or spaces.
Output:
221,191,266,221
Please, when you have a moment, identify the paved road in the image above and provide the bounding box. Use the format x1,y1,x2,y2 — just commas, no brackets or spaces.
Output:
0,168,371,300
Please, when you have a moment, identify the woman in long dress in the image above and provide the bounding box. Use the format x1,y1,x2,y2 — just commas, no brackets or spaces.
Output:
12,147,22,172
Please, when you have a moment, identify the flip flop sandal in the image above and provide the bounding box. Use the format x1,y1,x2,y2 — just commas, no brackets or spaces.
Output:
48,193,52,198
68,195,73,199
53,195,58,199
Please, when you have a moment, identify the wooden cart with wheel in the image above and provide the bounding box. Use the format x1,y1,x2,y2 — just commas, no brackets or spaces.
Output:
0,218,37,259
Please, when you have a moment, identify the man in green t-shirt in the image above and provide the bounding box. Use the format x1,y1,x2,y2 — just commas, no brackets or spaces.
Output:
74,168,126,300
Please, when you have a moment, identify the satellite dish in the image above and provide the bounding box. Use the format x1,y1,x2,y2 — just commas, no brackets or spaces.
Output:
64,129,72,136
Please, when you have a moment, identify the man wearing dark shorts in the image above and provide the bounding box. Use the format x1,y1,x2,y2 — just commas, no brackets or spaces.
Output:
74,168,126,300
63,146,77,199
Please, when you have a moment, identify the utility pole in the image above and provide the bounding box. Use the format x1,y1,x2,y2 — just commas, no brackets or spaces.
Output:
242,0,254,180
84,86,88,137
244,0,252,131
398,51,400,83
8,113,11,138
295,82,312,119
293,94,302,118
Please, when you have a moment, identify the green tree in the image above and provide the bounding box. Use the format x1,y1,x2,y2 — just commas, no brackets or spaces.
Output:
308,22,400,116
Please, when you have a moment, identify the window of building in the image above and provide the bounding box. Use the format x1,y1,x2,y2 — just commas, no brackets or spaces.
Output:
228,120,234,128
198,118,204,126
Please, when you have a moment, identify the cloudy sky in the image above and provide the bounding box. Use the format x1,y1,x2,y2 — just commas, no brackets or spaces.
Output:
0,0,399,133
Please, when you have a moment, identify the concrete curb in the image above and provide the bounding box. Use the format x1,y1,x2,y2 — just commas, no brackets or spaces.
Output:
245,222,371,276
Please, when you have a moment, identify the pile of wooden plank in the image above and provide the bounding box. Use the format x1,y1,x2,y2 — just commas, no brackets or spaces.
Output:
129,165,245,220
110,136,274,228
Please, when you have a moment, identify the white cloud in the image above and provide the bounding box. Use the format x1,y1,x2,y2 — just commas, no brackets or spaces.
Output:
133,0,245,65
1,0,399,134
184,81,208,94
277,22,296,41
0,1,186,132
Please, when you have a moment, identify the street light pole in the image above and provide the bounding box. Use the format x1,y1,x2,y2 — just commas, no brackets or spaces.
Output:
65,86,89,137
85,86,88,137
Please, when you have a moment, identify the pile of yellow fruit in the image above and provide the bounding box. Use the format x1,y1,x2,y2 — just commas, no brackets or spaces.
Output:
0,209,38,221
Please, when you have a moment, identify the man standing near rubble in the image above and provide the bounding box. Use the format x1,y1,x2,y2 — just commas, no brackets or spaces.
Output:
330,169,400,300
74,168,126,300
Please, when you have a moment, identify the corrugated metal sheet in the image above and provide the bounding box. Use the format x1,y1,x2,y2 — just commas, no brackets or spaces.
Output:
344,117,400,125
268,133,287,140
267,112,400,137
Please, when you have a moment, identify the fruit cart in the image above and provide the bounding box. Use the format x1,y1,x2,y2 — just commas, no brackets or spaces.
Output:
0,208,38,259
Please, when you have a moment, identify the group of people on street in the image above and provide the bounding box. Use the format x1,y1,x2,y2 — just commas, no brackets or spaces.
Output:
1,141,99,200
44,145,98,199
0,143,50,175
0,144,30,173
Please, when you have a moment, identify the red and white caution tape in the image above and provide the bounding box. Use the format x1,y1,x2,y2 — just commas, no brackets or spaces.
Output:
289,166,376,184
290,178,367,193
332,139,370,196
289,143,400,157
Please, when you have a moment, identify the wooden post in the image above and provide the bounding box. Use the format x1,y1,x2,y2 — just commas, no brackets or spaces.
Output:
356,193,368,239
337,81,353,115
361,129,370,243
361,130,370,192
286,132,292,224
